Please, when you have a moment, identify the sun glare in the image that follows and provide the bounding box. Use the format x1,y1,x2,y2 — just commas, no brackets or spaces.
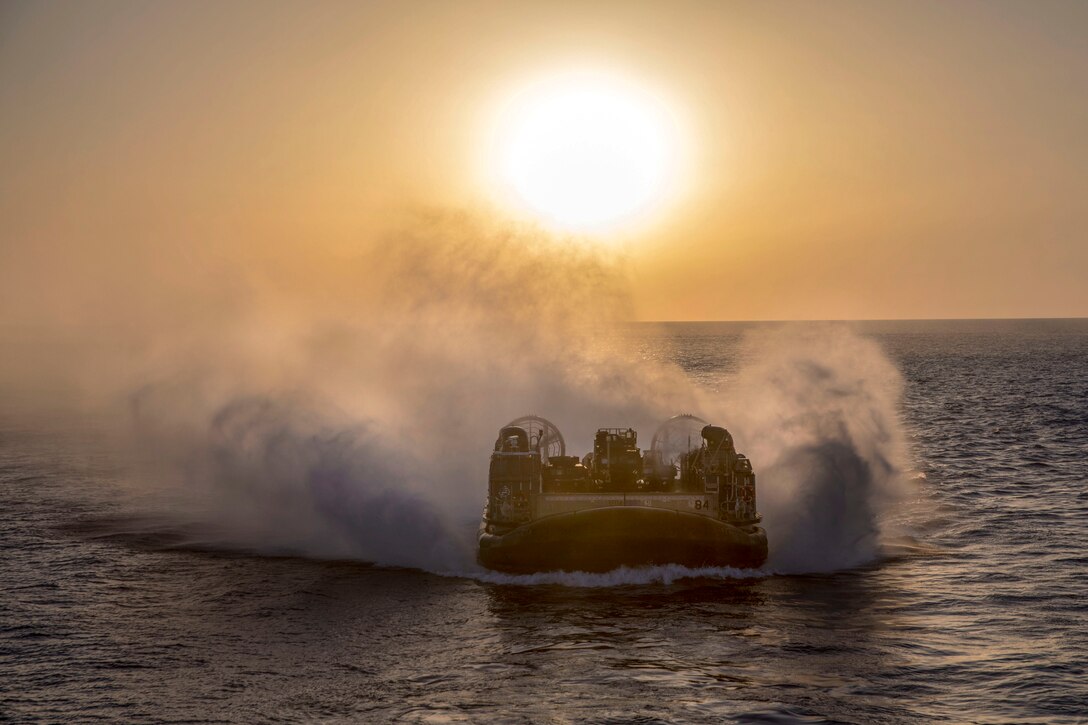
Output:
491,73,681,233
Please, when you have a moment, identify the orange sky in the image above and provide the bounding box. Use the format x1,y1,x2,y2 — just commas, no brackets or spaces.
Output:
2,0,1086,322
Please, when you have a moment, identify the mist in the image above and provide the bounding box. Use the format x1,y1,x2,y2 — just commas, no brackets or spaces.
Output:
725,325,913,572
3,213,913,576
97,214,704,571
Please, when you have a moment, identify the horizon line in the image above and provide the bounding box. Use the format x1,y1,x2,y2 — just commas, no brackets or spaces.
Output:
630,316,1088,323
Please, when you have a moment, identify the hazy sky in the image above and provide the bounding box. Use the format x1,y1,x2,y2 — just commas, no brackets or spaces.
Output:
2,0,1086,322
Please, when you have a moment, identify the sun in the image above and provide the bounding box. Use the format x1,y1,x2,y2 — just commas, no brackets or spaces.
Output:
490,72,681,233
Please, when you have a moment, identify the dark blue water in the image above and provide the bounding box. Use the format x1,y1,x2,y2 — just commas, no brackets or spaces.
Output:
2,320,1087,723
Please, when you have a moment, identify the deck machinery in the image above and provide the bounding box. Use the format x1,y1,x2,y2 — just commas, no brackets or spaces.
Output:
478,415,767,573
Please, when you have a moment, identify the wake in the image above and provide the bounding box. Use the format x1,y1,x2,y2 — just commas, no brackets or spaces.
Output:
446,563,769,588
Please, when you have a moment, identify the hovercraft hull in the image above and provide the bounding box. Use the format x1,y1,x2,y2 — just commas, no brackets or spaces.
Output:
477,505,767,574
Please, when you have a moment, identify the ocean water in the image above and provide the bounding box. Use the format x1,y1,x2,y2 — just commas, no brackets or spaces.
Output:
2,320,1087,723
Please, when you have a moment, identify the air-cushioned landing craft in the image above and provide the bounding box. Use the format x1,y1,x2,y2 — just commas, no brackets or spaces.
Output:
477,415,767,573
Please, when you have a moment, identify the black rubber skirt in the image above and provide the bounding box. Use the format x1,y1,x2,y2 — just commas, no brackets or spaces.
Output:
477,506,767,574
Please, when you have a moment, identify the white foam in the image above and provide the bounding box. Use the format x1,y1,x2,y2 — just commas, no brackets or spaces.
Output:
441,563,769,588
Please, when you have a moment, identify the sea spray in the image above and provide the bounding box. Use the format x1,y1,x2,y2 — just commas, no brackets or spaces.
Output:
114,219,913,576
120,217,700,569
725,324,912,573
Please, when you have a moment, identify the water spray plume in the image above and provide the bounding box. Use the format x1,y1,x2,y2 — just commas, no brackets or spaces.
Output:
61,214,912,579
726,324,912,573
